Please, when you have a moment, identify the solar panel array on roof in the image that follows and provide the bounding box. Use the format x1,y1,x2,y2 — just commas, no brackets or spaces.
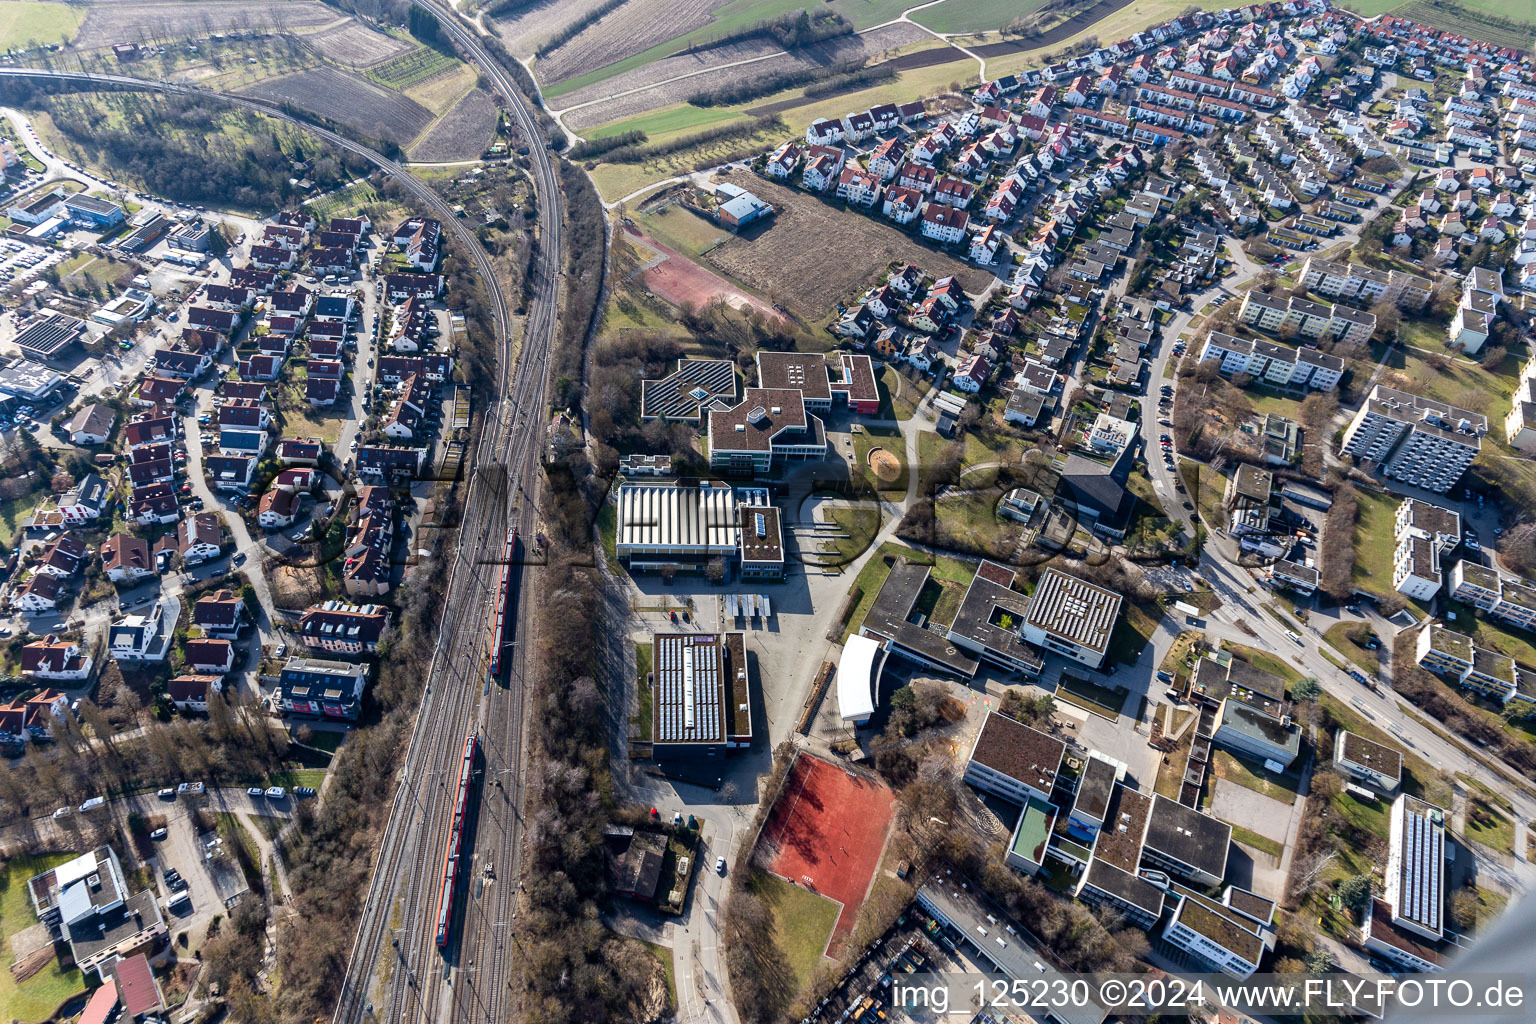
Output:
1399,797,1443,934
653,634,726,746
15,314,86,357
640,358,737,420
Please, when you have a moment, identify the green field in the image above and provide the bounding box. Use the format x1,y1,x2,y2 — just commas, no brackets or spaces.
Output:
541,0,817,99
589,103,746,142
368,46,460,89
1350,489,1399,600
1,853,85,1022
0,1,79,49
1324,622,1380,675
1212,749,1303,803
825,0,922,29
635,203,731,257
1222,642,1304,687
748,871,839,994
911,0,1053,34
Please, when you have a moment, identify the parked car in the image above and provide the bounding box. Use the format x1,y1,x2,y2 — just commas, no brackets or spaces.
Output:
150,827,167,840
246,786,265,797
158,788,176,800
265,786,286,800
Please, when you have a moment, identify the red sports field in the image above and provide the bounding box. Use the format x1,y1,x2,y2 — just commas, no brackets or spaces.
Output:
623,226,782,322
758,753,895,956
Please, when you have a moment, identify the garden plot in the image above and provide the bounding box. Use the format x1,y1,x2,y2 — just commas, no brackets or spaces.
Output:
491,0,617,60
409,89,500,162
305,19,413,67
72,1,339,50
703,174,990,320
531,0,735,86
241,67,434,146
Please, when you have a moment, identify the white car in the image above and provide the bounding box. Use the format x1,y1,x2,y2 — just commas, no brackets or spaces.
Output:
1285,630,1303,645
715,856,726,875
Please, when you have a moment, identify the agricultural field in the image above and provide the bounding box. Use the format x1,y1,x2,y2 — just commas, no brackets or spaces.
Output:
701,174,989,320
305,19,414,67
911,0,1054,34
367,45,461,90
71,1,339,51
0,1,80,50
557,23,928,132
241,67,435,147
1389,0,1535,50
535,0,819,96
530,0,737,86
981,0,1230,79
409,88,500,162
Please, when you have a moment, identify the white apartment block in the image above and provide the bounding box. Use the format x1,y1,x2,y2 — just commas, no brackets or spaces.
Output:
1238,290,1376,345
1339,385,1485,493
1299,256,1432,308
1199,331,1344,390
1448,559,1536,633
1506,351,1536,453
1392,498,1460,600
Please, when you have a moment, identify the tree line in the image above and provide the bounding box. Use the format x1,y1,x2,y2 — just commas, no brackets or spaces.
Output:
536,0,628,58
685,58,888,107
590,115,784,164
680,9,853,56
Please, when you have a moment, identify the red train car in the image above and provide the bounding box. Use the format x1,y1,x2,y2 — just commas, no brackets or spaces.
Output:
435,734,479,950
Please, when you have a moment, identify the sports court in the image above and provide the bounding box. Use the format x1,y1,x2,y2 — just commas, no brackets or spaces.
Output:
758,753,895,956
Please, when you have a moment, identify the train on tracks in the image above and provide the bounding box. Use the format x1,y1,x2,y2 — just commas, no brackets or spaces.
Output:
486,527,519,681
435,734,479,951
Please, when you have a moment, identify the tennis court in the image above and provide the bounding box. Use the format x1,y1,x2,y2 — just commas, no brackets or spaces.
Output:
758,753,895,956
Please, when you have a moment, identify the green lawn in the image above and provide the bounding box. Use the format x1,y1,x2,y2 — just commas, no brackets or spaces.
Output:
1350,489,1399,600
0,492,41,547
1211,749,1303,802
1334,789,1391,840
1465,799,1516,855
820,505,881,566
910,0,1052,32
633,641,654,739
1178,459,1226,530
267,768,328,789
839,543,971,641
1108,600,1162,667
636,203,732,258
854,423,909,493
0,1,79,49
0,853,85,1022
597,500,623,574
1324,623,1380,675
1056,674,1129,720
748,870,839,995
826,0,920,27
1229,825,1285,857
1222,641,1304,687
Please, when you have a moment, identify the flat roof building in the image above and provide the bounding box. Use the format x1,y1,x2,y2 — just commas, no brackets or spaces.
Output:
963,710,1066,807
707,388,827,475
1341,385,1485,493
945,559,1044,676
1335,729,1403,792
614,483,738,572
651,632,752,758
860,561,981,677
737,505,784,579
1385,793,1446,942
14,313,86,362
1076,785,1164,929
639,358,738,423
1142,793,1231,887
1022,568,1122,668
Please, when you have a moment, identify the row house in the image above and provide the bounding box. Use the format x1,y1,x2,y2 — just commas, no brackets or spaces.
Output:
300,601,391,655
1237,290,1376,344
1072,106,1129,136
345,486,394,597
1167,69,1229,95
806,118,844,145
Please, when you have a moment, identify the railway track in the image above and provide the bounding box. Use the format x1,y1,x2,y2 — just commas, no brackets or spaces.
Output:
2,24,565,1015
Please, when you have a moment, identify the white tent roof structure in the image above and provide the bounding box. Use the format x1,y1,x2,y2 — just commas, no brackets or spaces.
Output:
838,635,886,723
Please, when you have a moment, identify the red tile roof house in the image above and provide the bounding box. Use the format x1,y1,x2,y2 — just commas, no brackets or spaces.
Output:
101,534,154,583
277,438,324,466
113,951,164,1017
0,689,67,744
13,572,63,613
20,636,92,681
33,535,87,578
168,674,223,713
130,482,179,525
194,589,245,639
258,487,300,528
183,638,235,675
178,513,224,565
